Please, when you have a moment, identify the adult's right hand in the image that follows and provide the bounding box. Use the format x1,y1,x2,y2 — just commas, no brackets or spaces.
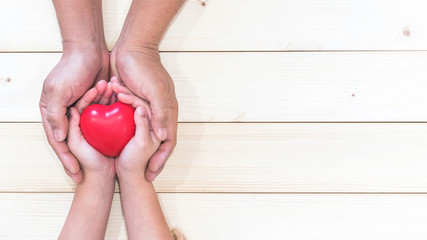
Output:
39,49,109,183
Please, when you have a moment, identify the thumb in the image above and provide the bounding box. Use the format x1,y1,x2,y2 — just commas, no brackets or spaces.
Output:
46,95,69,142
134,107,152,144
68,108,82,141
150,99,170,141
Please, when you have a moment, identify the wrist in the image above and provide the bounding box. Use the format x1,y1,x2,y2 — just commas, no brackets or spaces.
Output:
81,168,116,186
117,169,150,187
76,173,115,202
61,42,110,70
112,40,160,60
62,40,108,56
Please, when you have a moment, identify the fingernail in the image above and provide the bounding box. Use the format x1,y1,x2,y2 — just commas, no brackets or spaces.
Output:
54,129,63,142
158,128,167,140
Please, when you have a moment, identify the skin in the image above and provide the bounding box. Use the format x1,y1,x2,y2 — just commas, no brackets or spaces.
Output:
110,0,185,181
116,105,173,240
59,84,115,240
60,81,173,239
40,0,109,183
42,0,185,183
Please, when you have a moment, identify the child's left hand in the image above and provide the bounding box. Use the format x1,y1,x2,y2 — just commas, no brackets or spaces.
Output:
67,80,116,180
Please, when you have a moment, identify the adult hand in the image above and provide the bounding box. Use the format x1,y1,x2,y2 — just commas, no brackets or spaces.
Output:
40,49,109,183
111,48,178,182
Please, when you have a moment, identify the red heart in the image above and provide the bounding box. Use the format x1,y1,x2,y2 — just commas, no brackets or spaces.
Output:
80,102,136,157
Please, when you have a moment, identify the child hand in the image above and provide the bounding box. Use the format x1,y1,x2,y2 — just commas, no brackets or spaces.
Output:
115,106,161,180
111,77,163,180
67,80,116,179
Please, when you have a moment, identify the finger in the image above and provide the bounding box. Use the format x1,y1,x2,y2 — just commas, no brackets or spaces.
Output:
118,93,152,119
149,130,159,145
110,76,122,85
117,93,135,104
74,87,98,113
145,165,164,182
134,107,152,144
93,80,107,104
147,139,174,171
147,102,177,179
150,98,170,141
65,168,83,184
117,92,149,108
110,92,118,105
46,92,69,142
111,81,132,95
41,107,82,178
68,108,84,144
41,91,82,183
99,82,114,105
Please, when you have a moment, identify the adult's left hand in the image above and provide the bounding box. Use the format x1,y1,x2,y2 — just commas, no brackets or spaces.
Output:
110,48,178,182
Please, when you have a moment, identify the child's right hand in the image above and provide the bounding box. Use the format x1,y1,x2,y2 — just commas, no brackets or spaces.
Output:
109,77,162,180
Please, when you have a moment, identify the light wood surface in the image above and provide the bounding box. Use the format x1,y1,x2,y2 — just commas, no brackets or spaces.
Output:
2,123,427,193
1,0,427,51
2,193,427,240
2,52,427,122
3,0,427,238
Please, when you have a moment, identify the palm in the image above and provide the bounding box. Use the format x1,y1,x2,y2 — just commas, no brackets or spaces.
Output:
40,51,110,183
111,49,178,181
115,134,156,173
112,51,170,98
67,80,117,176
68,128,114,173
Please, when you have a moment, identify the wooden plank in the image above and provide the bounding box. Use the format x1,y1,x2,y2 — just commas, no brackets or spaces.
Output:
1,193,427,239
2,52,427,122
1,0,427,51
2,123,427,193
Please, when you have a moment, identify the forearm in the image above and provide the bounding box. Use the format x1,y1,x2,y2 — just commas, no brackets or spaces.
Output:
116,0,185,51
119,174,172,240
52,0,107,52
59,174,115,240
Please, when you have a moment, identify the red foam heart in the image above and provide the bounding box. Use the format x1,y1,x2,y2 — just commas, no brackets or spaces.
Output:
80,102,136,157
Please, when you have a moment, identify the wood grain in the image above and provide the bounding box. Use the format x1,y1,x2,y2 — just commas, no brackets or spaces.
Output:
1,0,427,51
2,123,427,193
2,193,427,239
2,52,427,122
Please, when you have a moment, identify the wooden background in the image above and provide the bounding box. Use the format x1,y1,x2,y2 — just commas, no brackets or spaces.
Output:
1,0,427,239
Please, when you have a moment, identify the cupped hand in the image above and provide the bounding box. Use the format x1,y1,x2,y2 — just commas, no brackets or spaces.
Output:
40,50,109,183
67,80,116,179
115,106,161,180
110,48,178,181
74,78,159,180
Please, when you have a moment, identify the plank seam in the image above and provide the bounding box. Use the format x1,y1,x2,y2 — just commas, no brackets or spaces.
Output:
2,50,427,54
3,192,427,194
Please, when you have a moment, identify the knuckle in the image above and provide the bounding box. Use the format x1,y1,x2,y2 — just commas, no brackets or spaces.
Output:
46,109,61,123
155,79,170,92
45,80,58,93
155,108,170,124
